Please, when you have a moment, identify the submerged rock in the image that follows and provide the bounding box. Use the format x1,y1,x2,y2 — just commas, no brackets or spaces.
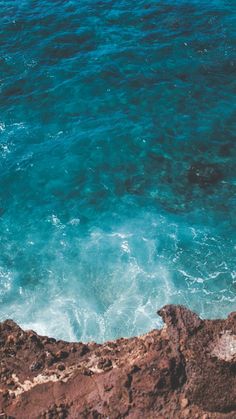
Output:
125,175,147,195
219,142,234,157
188,162,223,187
0,305,235,418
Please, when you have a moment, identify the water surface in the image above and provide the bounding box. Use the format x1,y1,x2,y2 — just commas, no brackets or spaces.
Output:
0,0,235,341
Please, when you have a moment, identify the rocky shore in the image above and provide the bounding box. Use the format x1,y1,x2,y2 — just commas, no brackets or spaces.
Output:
0,305,235,418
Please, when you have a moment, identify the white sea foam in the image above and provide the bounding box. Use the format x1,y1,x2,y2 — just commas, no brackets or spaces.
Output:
1,209,234,342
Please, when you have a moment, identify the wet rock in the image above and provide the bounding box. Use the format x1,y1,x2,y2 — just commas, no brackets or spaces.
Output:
187,162,223,187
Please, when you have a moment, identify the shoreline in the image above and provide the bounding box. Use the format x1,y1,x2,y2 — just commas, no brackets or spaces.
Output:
0,305,235,418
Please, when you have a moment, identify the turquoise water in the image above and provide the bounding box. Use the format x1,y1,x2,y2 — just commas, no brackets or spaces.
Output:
0,0,235,342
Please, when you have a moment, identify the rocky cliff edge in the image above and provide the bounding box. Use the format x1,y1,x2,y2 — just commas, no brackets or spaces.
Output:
0,305,235,418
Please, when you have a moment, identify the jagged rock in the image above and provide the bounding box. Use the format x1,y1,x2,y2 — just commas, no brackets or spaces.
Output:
0,305,235,418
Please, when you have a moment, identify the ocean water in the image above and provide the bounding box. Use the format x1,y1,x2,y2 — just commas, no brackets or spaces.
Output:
0,0,235,342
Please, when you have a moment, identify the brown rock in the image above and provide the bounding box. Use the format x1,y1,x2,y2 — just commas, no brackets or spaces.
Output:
55,350,69,360
183,407,190,417
30,360,43,371
0,305,235,418
57,363,65,371
6,335,16,345
97,358,112,371
180,397,189,409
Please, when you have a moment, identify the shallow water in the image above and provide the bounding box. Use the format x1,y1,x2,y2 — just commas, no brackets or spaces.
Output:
0,0,235,341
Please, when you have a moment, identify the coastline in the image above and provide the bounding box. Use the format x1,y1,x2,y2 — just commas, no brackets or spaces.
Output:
0,305,235,418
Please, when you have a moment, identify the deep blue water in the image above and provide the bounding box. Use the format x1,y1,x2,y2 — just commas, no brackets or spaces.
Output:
0,0,235,341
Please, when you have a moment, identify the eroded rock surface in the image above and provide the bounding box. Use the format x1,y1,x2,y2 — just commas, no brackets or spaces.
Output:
0,305,235,418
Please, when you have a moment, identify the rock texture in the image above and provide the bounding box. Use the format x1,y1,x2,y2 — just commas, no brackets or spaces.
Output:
0,305,235,418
